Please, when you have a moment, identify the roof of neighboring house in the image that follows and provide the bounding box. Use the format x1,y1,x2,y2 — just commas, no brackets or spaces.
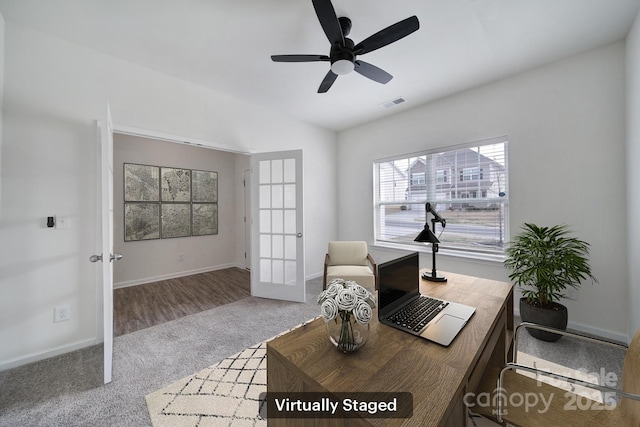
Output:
379,160,408,180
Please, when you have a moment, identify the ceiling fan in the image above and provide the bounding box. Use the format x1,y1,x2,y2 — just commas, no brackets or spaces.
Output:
271,0,420,93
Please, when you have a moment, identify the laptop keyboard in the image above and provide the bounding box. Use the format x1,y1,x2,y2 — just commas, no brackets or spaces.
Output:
387,296,449,332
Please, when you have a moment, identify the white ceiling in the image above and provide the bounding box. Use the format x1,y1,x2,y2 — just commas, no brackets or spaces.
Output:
1,0,639,131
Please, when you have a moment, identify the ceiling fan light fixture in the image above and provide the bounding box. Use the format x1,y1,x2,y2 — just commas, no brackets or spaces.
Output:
331,59,355,75
270,0,420,93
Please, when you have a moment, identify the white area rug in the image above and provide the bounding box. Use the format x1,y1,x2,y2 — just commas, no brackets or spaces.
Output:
145,320,321,427
146,340,267,427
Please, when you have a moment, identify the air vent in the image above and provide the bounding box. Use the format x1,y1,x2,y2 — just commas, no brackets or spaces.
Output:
381,97,407,109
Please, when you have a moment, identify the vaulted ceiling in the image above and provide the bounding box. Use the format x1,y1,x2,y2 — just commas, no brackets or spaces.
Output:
1,0,639,131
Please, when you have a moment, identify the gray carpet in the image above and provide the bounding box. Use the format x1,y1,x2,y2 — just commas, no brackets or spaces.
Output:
0,278,627,427
0,278,323,427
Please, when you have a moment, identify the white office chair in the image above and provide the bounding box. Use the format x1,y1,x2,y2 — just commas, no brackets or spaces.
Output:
323,241,377,290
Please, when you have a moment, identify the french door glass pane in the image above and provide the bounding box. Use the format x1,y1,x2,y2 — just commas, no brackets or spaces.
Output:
284,159,295,183
272,185,283,208
272,210,283,234
259,161,270,184
284,210,296,234
260,210,271,233
272,159,283,183
260,185,270,209
285,260,296,285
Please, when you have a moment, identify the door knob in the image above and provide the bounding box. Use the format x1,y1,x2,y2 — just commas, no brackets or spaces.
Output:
89,254,103,263
110,254,123,262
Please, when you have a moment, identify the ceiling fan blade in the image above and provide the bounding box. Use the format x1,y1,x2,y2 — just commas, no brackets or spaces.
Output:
354,15,420,55
312,0,344,46
271,54,330,62
354,60,393,84
318,70,338,93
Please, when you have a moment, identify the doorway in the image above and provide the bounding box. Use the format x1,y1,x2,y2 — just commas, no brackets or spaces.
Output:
101,124,306,383
113,129,250,336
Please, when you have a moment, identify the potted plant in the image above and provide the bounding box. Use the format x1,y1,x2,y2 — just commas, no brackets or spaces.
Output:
504,223,597,341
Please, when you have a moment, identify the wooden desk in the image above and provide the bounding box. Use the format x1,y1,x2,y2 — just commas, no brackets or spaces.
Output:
266,270,514,426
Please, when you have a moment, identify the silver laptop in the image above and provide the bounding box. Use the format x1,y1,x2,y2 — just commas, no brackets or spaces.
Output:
377,252,475,346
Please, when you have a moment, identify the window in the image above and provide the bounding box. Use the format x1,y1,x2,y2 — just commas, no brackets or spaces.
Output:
461,167,482,181
411,172,426,185
373,137,509,259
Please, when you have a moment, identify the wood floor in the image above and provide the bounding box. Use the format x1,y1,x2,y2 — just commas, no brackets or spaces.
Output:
113,267,251,337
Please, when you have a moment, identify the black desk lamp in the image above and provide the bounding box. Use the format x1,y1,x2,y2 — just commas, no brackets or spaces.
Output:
414,202,447,282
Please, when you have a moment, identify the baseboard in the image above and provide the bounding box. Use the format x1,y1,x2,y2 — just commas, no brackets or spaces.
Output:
514,307,628,344
0,337,98,372
565,320,628,344
305,271,324,281
114,263,244,289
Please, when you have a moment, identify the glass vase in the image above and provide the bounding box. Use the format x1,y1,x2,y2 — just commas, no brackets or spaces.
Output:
326,311,370,353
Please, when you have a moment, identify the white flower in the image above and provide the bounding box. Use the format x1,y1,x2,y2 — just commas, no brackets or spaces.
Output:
353,300,373,325
316,290,327,304
347,282,371,301
318,280,346,304
328,278,344,286
318,277,375,325
335,288,358,311
320,298,338,322
365,293,376,308
326,281,343,296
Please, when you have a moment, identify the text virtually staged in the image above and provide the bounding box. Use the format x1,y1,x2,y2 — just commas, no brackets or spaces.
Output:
259,392,413,419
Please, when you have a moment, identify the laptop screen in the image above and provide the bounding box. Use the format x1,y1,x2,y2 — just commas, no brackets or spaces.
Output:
378,252,420,314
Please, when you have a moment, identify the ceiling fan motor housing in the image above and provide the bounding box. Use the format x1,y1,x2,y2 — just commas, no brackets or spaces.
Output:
330,37,355,74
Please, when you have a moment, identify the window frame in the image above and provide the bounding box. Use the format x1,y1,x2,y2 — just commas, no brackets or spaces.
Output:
373,136,509,262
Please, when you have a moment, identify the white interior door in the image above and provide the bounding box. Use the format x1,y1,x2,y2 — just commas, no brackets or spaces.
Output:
244,169,251,270
250,150,305,302
91,105,119,384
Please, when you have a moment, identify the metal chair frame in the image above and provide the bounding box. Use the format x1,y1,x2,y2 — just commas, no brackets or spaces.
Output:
497,322,640,423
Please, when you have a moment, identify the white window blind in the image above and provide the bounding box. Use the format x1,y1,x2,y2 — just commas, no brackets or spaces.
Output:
373,137,509,258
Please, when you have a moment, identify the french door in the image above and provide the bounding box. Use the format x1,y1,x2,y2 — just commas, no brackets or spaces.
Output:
250,150,305,302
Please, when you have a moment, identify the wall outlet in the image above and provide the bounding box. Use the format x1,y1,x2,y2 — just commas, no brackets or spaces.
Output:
54,305,70,322
178,253,184,261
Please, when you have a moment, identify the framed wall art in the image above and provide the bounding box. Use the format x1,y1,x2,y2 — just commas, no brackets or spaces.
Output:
192,170,218,203
123,163,218,241
124,203,160,241
161,167,191,202
161,203,191,238
124,163,159,202
192,203,218,236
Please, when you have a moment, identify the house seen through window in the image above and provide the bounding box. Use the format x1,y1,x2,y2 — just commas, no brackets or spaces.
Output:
373,137,509,259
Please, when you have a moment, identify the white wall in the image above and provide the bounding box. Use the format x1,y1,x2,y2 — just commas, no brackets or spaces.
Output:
0,22,337,369
338,43,628,341
626,12,640,341
0,13,4,215
112,134,247,287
